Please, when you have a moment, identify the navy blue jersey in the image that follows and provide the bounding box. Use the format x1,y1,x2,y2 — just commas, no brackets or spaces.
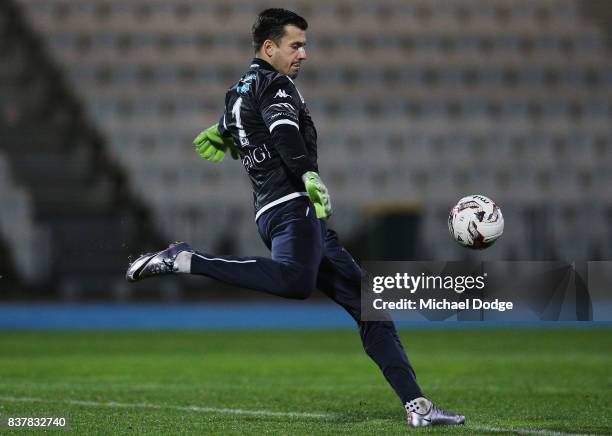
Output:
218,58,318,220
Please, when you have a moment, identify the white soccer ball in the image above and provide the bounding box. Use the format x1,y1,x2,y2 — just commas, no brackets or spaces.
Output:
448,195,504,249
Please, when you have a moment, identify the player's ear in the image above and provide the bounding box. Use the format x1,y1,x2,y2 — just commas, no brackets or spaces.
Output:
263,40,276,58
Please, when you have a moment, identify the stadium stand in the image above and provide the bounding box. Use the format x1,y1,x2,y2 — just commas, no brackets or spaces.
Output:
10,0,612,268
0,151,47,285
0,0,164,297
0,152,32,292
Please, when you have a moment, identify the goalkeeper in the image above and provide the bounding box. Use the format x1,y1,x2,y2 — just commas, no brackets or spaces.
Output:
127,8,464,428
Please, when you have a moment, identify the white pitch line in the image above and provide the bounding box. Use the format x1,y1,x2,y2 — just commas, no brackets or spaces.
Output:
0,396,333,419
468,424,596,436
0,396,598,435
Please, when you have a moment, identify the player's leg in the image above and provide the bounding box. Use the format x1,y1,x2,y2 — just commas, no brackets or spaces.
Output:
189,202,323,299
127,198,323,300
314,227,423,403
315,227,465,427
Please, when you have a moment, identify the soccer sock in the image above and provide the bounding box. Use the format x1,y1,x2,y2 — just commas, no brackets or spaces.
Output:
405,397,431,415
174,251,192,273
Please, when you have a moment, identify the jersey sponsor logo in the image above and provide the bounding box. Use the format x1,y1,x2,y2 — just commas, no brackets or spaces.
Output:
274,89,290,98
242,144,272,171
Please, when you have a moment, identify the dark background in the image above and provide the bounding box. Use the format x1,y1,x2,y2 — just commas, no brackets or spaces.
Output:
1,0,611,302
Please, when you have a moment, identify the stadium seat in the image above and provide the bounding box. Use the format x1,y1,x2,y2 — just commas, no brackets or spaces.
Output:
14,0,612,260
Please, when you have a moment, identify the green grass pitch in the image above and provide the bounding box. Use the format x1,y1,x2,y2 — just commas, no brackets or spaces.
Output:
0,329,610,434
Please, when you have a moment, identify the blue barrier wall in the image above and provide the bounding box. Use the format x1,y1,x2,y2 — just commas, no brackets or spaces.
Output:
1,304,609,330
0,303,355,330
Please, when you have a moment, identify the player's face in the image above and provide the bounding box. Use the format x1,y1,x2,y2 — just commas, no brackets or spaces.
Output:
268,25,307,78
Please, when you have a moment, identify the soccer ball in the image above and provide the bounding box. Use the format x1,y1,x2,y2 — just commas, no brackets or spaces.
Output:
448,195,504,249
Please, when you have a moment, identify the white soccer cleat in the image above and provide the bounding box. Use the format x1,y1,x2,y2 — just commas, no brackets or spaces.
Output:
405,397,465,427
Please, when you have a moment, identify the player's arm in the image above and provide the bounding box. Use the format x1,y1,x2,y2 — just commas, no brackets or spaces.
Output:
193,112,238,163
261,77,332,219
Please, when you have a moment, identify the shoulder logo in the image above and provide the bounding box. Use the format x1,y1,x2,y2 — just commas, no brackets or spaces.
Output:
237,73,257,95
274,89,289,98
269,102,295,111
237,83,251,94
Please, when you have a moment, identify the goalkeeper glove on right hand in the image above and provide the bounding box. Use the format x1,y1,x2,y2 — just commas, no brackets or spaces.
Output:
302,171,332,219
193,123,238,163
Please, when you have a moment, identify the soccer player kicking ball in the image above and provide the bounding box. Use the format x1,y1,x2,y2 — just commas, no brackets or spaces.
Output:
126,8,464,428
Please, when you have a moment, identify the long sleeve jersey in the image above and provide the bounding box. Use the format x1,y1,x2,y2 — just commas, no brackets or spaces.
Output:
218,58,319,220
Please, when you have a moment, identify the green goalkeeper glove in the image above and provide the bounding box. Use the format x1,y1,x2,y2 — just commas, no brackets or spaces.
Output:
193,123,238,162
302,171,332,219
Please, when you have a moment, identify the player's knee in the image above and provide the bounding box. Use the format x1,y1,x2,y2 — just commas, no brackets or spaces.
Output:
281,268,317,299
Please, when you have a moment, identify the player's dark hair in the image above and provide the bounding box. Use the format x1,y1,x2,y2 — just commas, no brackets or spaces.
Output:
252,8,308,53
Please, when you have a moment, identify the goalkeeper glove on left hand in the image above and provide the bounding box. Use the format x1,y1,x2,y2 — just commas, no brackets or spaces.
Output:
302,171,332,219
193,123,238,162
